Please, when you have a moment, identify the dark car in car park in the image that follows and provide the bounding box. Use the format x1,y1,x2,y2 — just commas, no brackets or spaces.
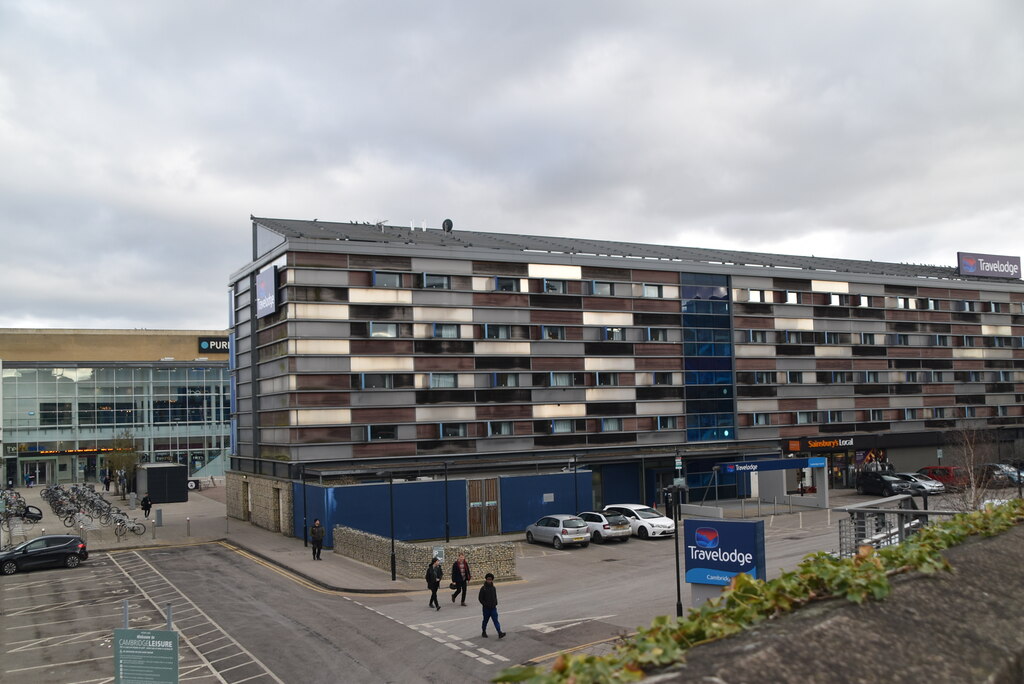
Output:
856,471,912,497
1,535,89,575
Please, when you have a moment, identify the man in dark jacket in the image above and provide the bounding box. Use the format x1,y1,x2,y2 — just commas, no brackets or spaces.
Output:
426,557,443,610
140,494,152,518
478,572,506,638
310,519,325,560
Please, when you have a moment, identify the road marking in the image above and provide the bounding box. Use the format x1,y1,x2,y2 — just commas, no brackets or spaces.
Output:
523,615,616,633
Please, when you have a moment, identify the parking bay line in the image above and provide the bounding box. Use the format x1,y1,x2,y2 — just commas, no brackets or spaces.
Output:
107,551,284,684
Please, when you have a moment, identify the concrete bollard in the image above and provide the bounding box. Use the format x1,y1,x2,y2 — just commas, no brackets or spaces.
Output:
799,512,803,529
186,517,190,537
80,524,86,545
151,520,156,540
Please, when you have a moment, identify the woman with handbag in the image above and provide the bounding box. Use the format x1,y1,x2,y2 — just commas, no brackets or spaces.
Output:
450,553,471,606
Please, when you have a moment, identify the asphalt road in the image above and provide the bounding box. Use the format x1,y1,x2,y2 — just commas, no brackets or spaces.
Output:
0,502,858,683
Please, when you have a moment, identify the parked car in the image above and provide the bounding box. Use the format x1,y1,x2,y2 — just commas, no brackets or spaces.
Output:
991,463,1024,485
855,471,912,497
525,514,591,549
1,535,88,575
577,511,631,543
977,464,1011,488
602,504,676,539
917,465,969,491
893,472,945,495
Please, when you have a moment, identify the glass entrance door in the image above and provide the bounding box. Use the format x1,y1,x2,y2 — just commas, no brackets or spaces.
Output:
23,461,49,486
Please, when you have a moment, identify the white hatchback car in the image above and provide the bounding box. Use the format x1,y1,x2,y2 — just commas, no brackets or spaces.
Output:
577,511,632,543
603,504,676,539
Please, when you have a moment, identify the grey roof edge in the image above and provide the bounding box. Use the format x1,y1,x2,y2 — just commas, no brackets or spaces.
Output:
249,216,1009,284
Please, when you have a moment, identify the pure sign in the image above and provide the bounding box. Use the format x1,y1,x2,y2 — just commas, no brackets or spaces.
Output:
683,519,766,586
114,628,178,684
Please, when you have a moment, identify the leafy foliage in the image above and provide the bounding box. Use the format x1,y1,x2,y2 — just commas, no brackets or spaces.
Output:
495,499,1024,683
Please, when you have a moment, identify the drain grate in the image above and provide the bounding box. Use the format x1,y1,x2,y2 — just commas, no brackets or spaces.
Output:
602,558,621,562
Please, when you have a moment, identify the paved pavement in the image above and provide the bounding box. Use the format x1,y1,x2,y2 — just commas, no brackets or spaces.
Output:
4,483,871,597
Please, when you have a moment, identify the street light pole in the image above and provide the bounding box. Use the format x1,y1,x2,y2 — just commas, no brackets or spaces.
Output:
443,461,450,543
667,486,683,618
389,472,396,581
301,464,308,548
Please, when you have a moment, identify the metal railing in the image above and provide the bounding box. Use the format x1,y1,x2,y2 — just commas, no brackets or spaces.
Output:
835,495,959,557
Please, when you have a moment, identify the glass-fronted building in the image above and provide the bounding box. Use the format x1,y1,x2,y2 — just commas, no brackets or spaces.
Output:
1,329,230,487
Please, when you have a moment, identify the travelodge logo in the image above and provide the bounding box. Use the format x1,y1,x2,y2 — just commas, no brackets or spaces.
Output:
957,252,1021,279
960,256,978,273
694,527,719,549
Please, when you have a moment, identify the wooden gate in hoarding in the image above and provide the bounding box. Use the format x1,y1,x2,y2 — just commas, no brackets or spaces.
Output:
468,478,499,537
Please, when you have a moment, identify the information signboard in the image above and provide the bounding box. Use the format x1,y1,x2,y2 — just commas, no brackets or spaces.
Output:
114,628,179,684
683,519,766,586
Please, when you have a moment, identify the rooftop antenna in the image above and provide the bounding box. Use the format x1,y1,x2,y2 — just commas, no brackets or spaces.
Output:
442,219,453,233
375,219,388,232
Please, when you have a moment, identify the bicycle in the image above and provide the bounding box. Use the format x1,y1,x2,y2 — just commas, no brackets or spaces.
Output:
114,517,146,537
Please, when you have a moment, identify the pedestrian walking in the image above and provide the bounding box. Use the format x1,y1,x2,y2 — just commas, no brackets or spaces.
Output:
140,494,152,518
310,519,325,560
425,557,443,611
103,475,111,492
450,552,471,605
478,572,506,638
24,472,31,488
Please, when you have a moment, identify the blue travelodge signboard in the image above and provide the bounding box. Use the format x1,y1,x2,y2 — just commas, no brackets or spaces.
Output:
720,457,826,474
957,251,1021,279
683,519,766,586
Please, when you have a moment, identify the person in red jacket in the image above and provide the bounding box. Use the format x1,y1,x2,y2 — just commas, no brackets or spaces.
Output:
450,553,471,605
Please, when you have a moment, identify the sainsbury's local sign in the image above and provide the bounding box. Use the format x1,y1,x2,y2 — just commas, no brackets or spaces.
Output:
957,252,1021,279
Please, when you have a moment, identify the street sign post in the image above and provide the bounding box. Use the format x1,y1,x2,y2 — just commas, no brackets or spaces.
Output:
114,628,179,684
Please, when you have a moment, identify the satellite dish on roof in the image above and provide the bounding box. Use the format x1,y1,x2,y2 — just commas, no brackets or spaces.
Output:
442,219,453,233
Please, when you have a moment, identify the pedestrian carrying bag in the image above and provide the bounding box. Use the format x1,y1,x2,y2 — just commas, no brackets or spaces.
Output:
449,582,458,590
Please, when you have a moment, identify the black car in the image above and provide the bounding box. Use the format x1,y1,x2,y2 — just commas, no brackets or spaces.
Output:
1,535,89,575
856,471,912,497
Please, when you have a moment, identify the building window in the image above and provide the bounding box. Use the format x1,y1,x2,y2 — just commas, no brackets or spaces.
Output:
752,412,770,426
933,407,946,418
544,279,567,293
488,421,513,436
368,425,397,440
747,330,768,343
484,324,511,339
370,322,398,338
596,372,619,386
492,373,519,387
869,409,885,421
889,333,910,346
998,405,1010,417
603,327,626,341
864,371,880,383
657,416,678,430
542,326,566,340
860,333,876,345
787,371,805,384
373,271,402,288
422,273,451,289
824,332,843,345
643,284,664,298
550,372,576,387
964,406,976,418
796,411,819,424
591,281,613,296
360,373,394,389
601,418,623,432
896,296,916,309
653,371,673,385
903,408,918,420
551,419,576,433
648,328,669,342
495,277,519,292
752,371,774,384
429,373,457,389
827,410,843,423
784,291,800,304
440,423,468,438
433,323,459,339
748,289,767,303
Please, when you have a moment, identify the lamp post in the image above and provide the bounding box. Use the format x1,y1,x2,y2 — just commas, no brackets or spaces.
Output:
573,454,579,512
443,461,450,544
388,472,396,581
301,464,308,548
666,485,683,618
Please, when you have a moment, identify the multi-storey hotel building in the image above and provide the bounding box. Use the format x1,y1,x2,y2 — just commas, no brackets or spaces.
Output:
228,217,1023,533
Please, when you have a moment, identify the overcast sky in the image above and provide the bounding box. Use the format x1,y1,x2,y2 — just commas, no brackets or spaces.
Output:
2,1,1022,331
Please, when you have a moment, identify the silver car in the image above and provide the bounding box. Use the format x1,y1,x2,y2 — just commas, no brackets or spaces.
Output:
894,472,945,495
603,504,676,539
525,514,591,549
577,511,631,543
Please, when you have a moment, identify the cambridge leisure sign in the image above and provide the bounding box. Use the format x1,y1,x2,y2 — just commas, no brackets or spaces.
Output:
114,628,178,683
683,519,766,586
957,252,1021,279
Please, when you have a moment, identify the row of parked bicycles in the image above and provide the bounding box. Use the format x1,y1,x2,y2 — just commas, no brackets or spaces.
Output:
40,484,147,537
1,489,44,531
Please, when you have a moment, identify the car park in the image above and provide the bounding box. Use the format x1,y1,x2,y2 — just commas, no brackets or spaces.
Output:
1,534,88,575
893,472,945,495
855,471,912,497
603,504,676,539
917,465,969,491
577,511,631,543
977,464,1011,488
525,514,591,549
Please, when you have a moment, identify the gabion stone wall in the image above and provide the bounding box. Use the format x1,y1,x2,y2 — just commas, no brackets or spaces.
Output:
225,472,294,536
333,526,518,580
